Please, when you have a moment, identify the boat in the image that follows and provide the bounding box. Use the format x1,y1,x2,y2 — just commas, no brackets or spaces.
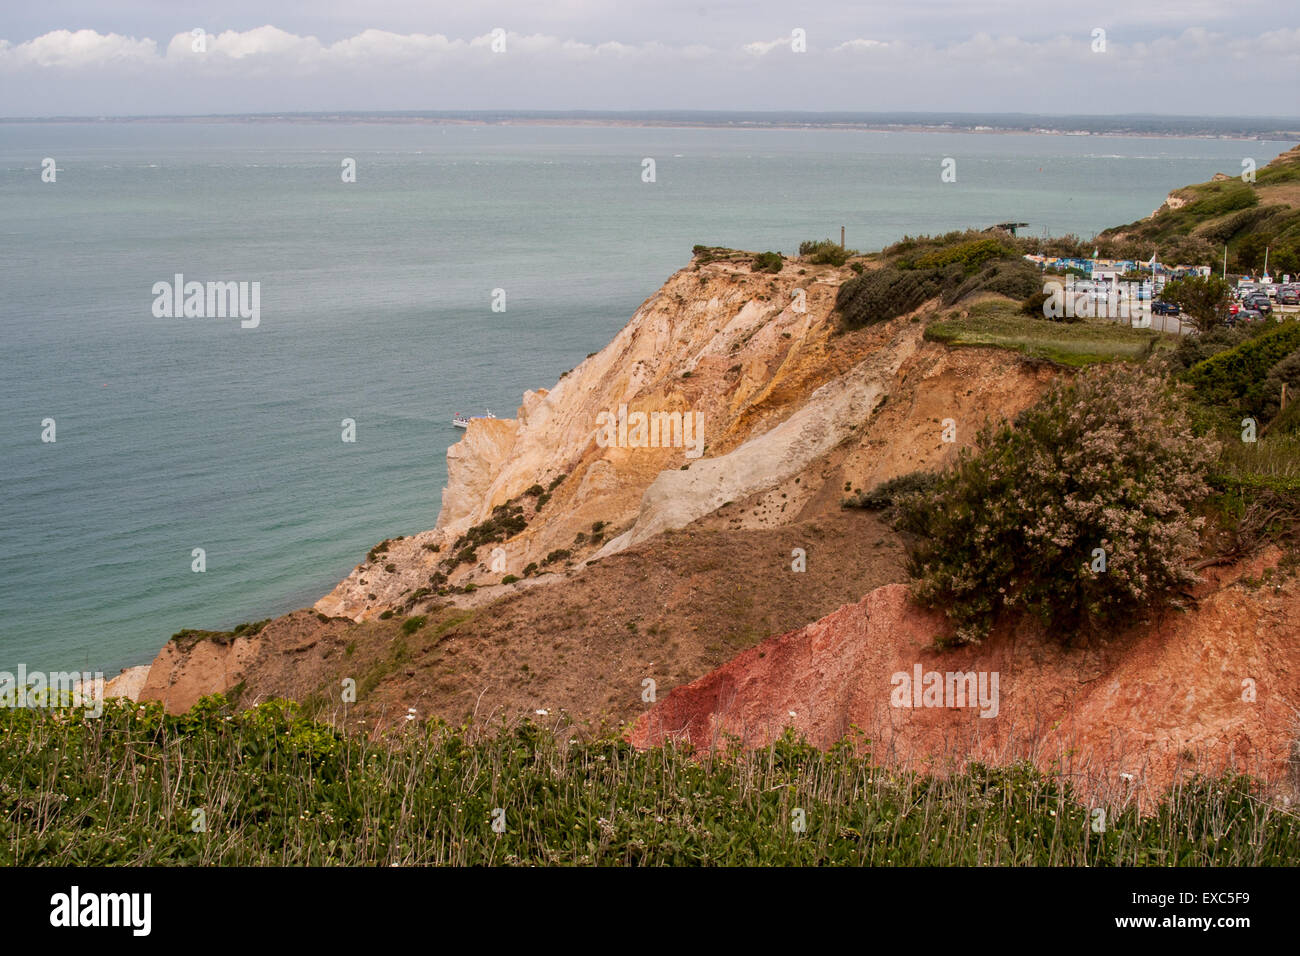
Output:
452,410,495,429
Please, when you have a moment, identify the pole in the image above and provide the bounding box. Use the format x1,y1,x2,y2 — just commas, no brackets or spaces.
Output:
841,226,845,249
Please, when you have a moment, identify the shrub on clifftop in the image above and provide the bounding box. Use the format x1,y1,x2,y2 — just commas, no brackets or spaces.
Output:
799,238,853,267
897,363,1217,645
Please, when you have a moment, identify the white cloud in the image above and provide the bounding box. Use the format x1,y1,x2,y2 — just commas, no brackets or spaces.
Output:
834,38,890,52
1,28,156,69
742,38,787,56
0,24,1296,115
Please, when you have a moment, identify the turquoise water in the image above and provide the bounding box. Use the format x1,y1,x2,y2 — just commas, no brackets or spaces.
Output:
0,122,1290,674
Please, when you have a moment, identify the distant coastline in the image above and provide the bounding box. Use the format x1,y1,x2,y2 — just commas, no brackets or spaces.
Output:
4,110,1299,141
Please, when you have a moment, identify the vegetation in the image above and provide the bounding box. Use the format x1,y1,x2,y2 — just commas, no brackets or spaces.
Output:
1095,147,1300,274
896,237,1014,273
1160,276,1232,331
837,266,947,328
836,230,1047,331
897,364,1216,646
1184,321,1300,415
799,238,854,267
170,619,270,646
923,299,1162,367
3,701,1294,866
844,471,941,511
751,251,783,273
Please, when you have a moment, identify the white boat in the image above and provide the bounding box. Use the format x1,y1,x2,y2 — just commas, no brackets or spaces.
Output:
452,410,495,429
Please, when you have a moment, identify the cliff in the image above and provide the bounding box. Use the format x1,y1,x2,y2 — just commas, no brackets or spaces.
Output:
135,249,1056,723
630,551,1300,805
312,253,1050,622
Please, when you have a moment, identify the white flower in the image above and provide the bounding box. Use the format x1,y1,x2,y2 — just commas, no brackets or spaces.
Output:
535,708,549,716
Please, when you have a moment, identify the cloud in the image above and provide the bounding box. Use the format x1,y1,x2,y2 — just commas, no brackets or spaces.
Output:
0,29,156,68
742,37,788,56
0,24,1296,115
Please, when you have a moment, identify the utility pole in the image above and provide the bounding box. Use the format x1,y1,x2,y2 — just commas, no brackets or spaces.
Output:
840,226,845,249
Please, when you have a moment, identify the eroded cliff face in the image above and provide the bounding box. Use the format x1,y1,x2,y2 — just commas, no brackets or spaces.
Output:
630,551,1300,807
131,250,1300,810
313,254,1052,623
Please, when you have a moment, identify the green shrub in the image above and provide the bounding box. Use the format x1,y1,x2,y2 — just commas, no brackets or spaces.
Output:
898,363,1217,645
1021,291,1050,316
1166,324,1260,373
1261,351,1300,423
501,575,520,585
543,549,571,565
1161,276,1232,332
379,610,394,620
945,259,1041,304
836,266,946,330
752,251,783,273
799,239,852,267
453,505,527,555
902,237,1014,274
523,562,539,577
845,471,941,510
1185,321,1300,414
401,616,427,635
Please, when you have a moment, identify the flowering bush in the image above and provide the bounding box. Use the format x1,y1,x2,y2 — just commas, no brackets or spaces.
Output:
898,363,1218,645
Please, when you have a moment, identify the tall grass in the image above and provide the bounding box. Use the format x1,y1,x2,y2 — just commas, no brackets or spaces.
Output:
2,698,1296,866
923,300,1165,367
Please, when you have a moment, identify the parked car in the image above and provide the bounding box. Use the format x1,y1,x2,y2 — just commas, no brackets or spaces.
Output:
1230,307,1265,325
1247,295,1273,314
1151,300,1180,315
1279,289,1300,305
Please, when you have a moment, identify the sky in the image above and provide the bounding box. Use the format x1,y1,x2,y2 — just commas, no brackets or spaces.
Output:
0,1,1297,117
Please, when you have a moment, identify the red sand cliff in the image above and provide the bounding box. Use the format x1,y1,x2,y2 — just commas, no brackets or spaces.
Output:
631,552,1300,807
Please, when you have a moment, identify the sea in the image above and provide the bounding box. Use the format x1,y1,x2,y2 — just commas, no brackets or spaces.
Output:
0,120,1291,674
